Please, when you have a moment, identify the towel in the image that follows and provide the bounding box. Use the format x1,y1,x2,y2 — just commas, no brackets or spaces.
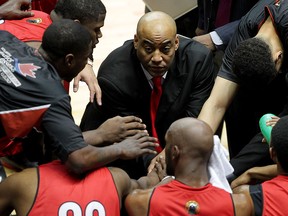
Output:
208,135,234,193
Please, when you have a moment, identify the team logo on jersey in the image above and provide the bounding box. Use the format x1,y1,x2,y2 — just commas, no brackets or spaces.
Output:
26,18,42,24
15,63,40,78
185,201,200,215
12,56,40,78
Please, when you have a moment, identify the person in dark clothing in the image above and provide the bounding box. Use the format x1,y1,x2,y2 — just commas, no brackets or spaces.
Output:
0,20,158,176
196,0,288,181
233,116,288,216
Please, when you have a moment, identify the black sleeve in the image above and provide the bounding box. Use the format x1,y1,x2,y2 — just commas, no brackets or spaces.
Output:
230,133,274,177
182,40,217,118
42,95,87,162
249,184,263,216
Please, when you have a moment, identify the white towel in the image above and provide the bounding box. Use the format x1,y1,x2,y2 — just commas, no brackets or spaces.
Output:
208,135,234,193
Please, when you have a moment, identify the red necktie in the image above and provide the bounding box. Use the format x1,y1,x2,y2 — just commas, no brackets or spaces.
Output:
150,77,163,153
214,0,232,28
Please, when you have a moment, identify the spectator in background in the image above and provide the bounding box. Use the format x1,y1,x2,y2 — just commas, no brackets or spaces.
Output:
195,0,258,36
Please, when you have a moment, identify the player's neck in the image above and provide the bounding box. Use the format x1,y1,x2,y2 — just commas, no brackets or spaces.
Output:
257,16,281,48
37,47,50,62
174,164,209,188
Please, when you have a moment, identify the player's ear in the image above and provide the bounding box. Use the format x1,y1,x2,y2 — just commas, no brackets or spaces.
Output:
64,54,75,67
269,146,277,163
172,145,180,159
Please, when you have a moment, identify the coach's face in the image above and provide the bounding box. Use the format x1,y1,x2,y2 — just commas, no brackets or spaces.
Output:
134,24,179,77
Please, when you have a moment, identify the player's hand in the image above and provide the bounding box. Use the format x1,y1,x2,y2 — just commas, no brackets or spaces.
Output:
147,149,165,173
116,132,158,160
261,115,280,143
151,155,167,181
97,116,147,144
230,171,254,189
0,0,34,20
266,115,280,127
73,63,102,105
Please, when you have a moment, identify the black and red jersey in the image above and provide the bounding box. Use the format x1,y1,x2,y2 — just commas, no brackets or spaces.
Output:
29,161,120,216
219,0,288,83
0,30,86,160
250,175,288,216
149,180,235,215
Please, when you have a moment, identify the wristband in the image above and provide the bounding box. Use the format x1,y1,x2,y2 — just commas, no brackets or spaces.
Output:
161,175,175,182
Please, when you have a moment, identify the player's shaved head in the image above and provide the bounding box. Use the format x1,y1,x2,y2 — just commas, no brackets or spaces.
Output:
166,117,214,159
165,117,214,175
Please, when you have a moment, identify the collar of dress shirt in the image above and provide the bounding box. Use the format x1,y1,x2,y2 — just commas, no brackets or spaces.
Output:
141,64,167,88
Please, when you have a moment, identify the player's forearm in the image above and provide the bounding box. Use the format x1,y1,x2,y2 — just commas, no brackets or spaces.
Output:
198,101,225,133
247,165,277,181
132,172,161,190
82,130,107,147
65,145,122,175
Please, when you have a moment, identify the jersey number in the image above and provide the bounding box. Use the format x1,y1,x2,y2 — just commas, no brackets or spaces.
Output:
58,201,106,216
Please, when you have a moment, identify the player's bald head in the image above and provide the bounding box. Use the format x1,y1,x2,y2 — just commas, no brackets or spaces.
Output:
165,117,214,161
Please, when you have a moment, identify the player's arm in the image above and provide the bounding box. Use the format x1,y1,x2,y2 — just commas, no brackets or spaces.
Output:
0,0,33,19
125,188,153,216
198,76,239,133
0,176,15,216
0,168,38,216
232,186,254,216
110,165,162,197
110,166,160,214
72,61,102,104
43,98,158,175
110,156,165,197
231,165,277,189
